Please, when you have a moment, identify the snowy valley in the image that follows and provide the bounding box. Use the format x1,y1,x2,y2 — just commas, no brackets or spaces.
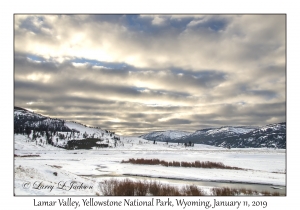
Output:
14,107,286,196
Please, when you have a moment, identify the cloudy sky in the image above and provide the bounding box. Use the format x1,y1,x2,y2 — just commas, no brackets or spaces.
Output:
14,14,286,135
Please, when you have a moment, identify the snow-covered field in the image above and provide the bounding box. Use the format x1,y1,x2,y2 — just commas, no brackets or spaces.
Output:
14,132,286,196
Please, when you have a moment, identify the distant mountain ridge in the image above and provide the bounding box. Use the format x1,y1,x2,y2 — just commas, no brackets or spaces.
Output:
140,123,286,149
139,130,191,142
14,106,286,149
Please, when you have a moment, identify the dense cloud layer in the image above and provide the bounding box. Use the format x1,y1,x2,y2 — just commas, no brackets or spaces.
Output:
14,14,286,135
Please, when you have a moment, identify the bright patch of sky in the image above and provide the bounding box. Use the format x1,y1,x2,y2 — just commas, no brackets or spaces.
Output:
70,58,127,69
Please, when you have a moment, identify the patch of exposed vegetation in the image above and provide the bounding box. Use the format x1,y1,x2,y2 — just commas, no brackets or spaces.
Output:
99,179,204,196
99,179,283,196
14,154,40,158
65,138,108,150
121,158,243,170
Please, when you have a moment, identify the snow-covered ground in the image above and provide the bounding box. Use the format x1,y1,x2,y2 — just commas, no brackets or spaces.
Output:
14,132,286,196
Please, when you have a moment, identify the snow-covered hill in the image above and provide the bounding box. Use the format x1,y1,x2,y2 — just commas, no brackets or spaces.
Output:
184,126,256,141
14,107,120,149
141,124,286,149
14,106,71,133
202,126,256,135
139,130,191,142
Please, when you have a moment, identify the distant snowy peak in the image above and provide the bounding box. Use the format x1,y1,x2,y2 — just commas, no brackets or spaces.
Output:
140,130,191,142
194,126,257,136
162,130,192,139
253,122,286,133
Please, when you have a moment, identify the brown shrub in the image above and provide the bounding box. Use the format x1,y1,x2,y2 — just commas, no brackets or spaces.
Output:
173,161,180,167
181,185,205,196
121,158,243,170
195,161,201,168
149,180,161,196
181,161,194,167
160,184,181,196
212,187,239,196
239,188,256,195
152,159,160,165
99,179,117,195
160,160,169,167
114,179,135,196
261,190,271,196
135,180,149,196
99,179,281,196
14,154,40,158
